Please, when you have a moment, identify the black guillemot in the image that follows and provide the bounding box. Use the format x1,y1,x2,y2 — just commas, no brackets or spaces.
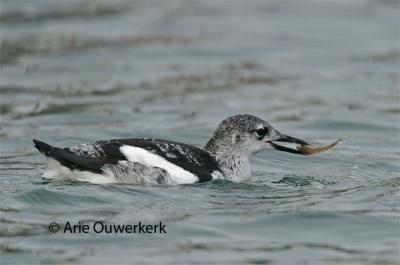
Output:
33,114,310,184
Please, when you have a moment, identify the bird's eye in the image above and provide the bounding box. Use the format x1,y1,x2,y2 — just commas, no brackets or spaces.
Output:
255,127,268,137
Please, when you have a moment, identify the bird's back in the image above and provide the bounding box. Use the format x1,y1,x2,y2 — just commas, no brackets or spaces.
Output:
33,138,223,184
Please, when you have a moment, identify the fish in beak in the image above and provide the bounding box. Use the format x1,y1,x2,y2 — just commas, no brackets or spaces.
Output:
269,132,341,155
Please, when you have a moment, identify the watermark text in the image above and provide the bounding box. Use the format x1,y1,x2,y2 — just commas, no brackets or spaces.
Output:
48,221,166,234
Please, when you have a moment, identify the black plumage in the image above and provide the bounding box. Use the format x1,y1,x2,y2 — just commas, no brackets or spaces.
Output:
33,138,221,183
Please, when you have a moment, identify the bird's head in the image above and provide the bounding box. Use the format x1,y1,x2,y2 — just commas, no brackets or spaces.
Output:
205,114,310,157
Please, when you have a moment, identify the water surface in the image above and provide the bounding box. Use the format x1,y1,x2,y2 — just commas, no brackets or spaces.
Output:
1,1,399,264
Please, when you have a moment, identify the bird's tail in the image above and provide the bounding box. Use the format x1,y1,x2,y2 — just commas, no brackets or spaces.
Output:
33,139,55,156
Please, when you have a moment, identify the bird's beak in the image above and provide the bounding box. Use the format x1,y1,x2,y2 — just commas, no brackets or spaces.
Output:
268,132,311,155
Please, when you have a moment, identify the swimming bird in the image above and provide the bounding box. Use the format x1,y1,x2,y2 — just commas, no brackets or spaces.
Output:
33,114,312,185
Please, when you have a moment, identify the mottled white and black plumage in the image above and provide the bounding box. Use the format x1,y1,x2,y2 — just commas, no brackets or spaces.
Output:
33,114,310,185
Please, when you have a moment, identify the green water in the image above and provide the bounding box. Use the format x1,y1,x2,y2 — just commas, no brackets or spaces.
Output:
0,1,399,264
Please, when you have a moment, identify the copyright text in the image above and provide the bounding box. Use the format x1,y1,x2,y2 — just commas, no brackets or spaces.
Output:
48,221,167,234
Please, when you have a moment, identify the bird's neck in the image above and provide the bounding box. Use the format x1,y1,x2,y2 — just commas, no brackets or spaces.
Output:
215,153,251,182
204,139,251,181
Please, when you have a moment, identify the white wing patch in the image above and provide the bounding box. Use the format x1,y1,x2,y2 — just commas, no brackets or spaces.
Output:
119,145,198,184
